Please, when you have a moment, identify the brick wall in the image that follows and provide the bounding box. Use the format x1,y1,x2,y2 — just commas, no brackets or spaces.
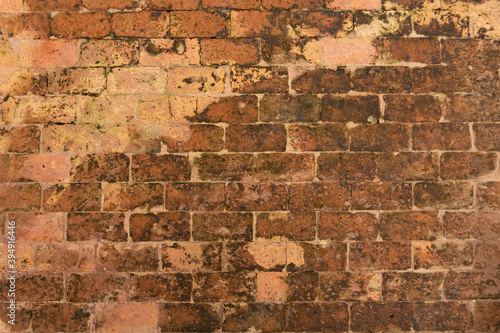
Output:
0,0,499,332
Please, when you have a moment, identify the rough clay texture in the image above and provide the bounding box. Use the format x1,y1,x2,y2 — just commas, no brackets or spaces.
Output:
0,0,499,332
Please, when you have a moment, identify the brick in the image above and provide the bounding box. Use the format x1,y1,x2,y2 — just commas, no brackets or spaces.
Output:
350,242,411,271
380,211,440,241
0,154,8,182
17,96,76,124
0,183,40,211
351,302,412,332
21,39,78,68
474,11,500,38
261,37,320,65
291,11,353,37
353,11,411,37
445,272,500,299
43,183,101,212
475,242,500,270
25,0,81,10
317,153,377,181
203,0,259,8
352,66,411,93
286,272,320,301
226,242,287,271
414,182,473,209
413,10,469,37
32,304,90,333
444,211,500,240
442,39,500,69
67,212,127,242
81,39,139,67
319,212,378,241
475,123,500,151
441,152,496,180
0,96,16,124
223,303,285,332
287,242,346,271
232,10,288,37
412,66,474,93
478,182,500,210
193,212,253,241
257,211,316,241
140,38,199,66
8,212,64,242
413,302,473,331
111,11,169,38
131,154,190,182
322,38,377,65
48,68,106,95
382,0,438,9
67,273,129,302
378,152,438,181
194,95,258,123
476,301,500,332
226,124,287,152
260,94,321,122
163,124,224,152
36,243,96,272
376,37,440,64
130,212,190,242
107,67,168,94
51,12,111,38
43,124,100,153
147,0,199,9
292,67,351,93
285,303,349,332
97,243,158,272
171,11,229,37
95,303,158,332
326,0,381,9
384,94,442,122
352,182,412,210
201,39,259,66
0,0,21,11
193,272,256,301
130,273,192,301
168,66,225,93
226,182,288,211
413,123,471,150
0,302,31,331
76,95,136,124
0,41,19,67
195,153,255,181
321,95,380,123
445,94,500,122
159,303,222,332
70,153,129,182
289,182,350,211
231,66,288,93
257,272,287,302
103,183,163,212
136,95,182,123
101,125,163,153
0,13,50,40
383,272,443,301
255,153,314,182
350,124,409,151
320,272,381,301
0,243,34,271
414,241,473,270
161,242,222,272
289,123,348,151
0,68,47,96
165,183,225,211
6,270,59,300
82,0,139,9
9,154,69,183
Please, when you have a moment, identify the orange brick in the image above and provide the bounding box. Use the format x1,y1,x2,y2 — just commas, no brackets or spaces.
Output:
47,68,106,95
36,243,96,272
51,12,111,38
82,0,139,9
9,154,69,182
321,38,377,65
0,0,22,11
0,125,40,153
262,0,320,8
8,212,64,242
200,38,259,65
80,39,139,67
111,11,170,38
168,67,226,94
202,0,260,9
24,0,81,10
42,124,100,153
325,0,380,9
0,96,16,124
95,303,158,332
171,11,229,37
0,183,41,212
17,96,76,124
231,11,288,37
0,13,50,40
0,41,19,66
140,38,200,66
76,95,136,124
101,124,163,153
0,68,47,96
147,0,200,9
108,67,168,94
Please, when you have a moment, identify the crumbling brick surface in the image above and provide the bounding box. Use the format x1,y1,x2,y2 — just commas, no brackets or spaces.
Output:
0,0,499,331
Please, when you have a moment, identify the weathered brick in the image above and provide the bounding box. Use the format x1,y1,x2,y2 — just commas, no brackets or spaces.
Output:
48,68,106,95
70,153,129,182
353,11,412,37
257,211,316,241
168,66,225,93
161,242,222,272
226,242,287,271
226,182,288,211
0,154,8,183
0,68,47,96
321,95,380,123
351,302,412,331
82,0,139,9
287,242,346,271
76,95,136,124
203,0,259,8
130,273,192,301
8,212,64,242
9,154,69,183
0,13,50,40
383,272,443,301
264,0,321,8
95,303,158,332
261,37,321,65
286,272,320,301
159,303,222,332
475,123,500,151
292,67,351,93
194,95,258,123
171,11,229,37
291,11,353,37
257,272,287,302
97,243,158,272
226,124,287,152
165,182,225,211
32,304,91,333
317,153,377,181
193,272,256,301
147,0,200,10
67,273,129,302
131,154,190,182
289,123,348,151
67,212,127,242
136,95,189,123
232,10,289,37
51,12,111,38
140,38,200,66
195,153,254,181
353,66,411,93
350,242,411,271
384,94,442,122
320,272,381,301
412,123,471,150
0,0,22,11
412,65,474,93
351,182,412,210
25,0,81,10
101,125,163,153
414,302,474,331
476,301,500,332
112,11,169,37
260,95,321,122
414,182,473,209
0,96,16,124
0,41,18,67
0,183,40,211
322,37,377,65
377,152,438,181
380,211,440,241
104,183,163,212
0,243,34,271
17,96,76,124
21,39,78,68
43,124,100,153
285,302,349,332
36,243,96,272
475,242,500,270
193,212,253,241
163,124,224,152
478,182,500,210
382,0,438,9
414,10,469,37
414,241,473,270
442,39,500,69
350,124,409,151
445,272,500,299
231,66,288,93
444,94,500,122
444,211,500,240
289,182,350,211
0,302,31,331
107,67,168,94
474,11,500,38
43,183,101,212
223,303,285,332
4,272,64,301
319,212,378,241
201,38,259,65
377,37,440,64
441,152,496,180
81,39,139,67
255,153,314,182
130,212,190,242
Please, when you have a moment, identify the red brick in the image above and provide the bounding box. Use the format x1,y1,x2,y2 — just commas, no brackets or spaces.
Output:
289,182,350,211
380,211,440,241
195,153,254,181
192,212,253,241
67,212,127,242
319,212,378,241
16,96,76,124
441,152,496,180
352,182,412,210
223,303,285,332
51,12,111,38
48,68,106,95
414,241,473,270
261,37,321,65
444,211,500,240
21,39,78,68
194,95,258,123
353,66,411,93
147,0,199,9
475,123,500,151
161,242,222,272
350,124,409,151
159,303,222,332
9,154,69,182
193,272,256,301
317,153,377,181
83,0,139,9
171,11,229,37
165,182,225,211
231,11,288,37
285,303,349,332
376,37,440,64
289,124,348,151
231,66,288,93
226,242,287,271
414,182,473,209
25,0,81,10
0,183,40,211
292,67,351,93
257,212,316,241
111,11,169,38
8,212,64,242
261,95,321,122
70,153,129,182
414,10,469,37
445,94,500,122
320,272,382,301
412,65,474,93
95,303,158,332
350,242,411,271
413,123,471,150
384,94,442,122
32,304,91,333
163,124,224,153
292,11,353,37
130,273,192,301
478,182,500,211
201,38,259,65
43,183,101,212
383,272,443,301
81,39,139,67
67,272,129,302
255,153,314,182
130,212,190,242
5,273,64,301
0,154,8,182
475,242,500,270
445,272,500,299
351,302,412,332
0,68,47,96
226,124,286,152
36,243,96,272
378,152,438,181
0,13,50,40
476,301,500,332
442,39,499,69
321,95,380,122
104,183,163,212
131,154,190,182
97,243,158,272
226,182,288,211
287,242,346,271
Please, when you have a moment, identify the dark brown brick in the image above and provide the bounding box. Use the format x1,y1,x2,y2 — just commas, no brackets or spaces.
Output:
193,95,258,123
442,39,500,69
0,125,40,153
43,183,101,212
289,182,351,211
7,273,64,302
111,11,169,38
353,10,411,36
413,123,471,150
351,182,412,210
193,212,253,241
163,124,224,153
161,242,222,272
285,302,349,332
441,152,496,180
97,243,158,272
320,272,382,301
350,124,410,151
321,95,380,123
130,212,190,242
288,124,348,151
171,11,229,37
286,272,319,301
412,65,474,93
226,242,286,271
260,95,321,122
478,182,500,210
414,10,469,37
32,303,91,333
70,153,129,182
165,182,225,211
292,67,351,93
159,303,222,332
0,302,31,331
51,12,111,38
36,243,95,272
226,124,287,152
104,183,163,212
226,182,288,211
414,181,474,209
231,66,289,93
475,123,500,151
193,272,256,302
0,183,41,212
377,37,440,64
261,37,320,65
383,272,443,301
378,152,438,181
380,211,440,241
195,153,254,181
291,11,353,37
319,212,378,241
350,242,411,271
414,241,473,270
223,303,285,332
67,273,129,302
445,272,500,299
287,242,346,272
255,153,315,181
67,212,127,242
130,273,192,301
317,153,377,181
131,154,190,181
413,302,474,331
476,301,500,332
257,212,316,241
445,94,500,122
352,66,411,93
444,211,500,240
351,302,412,332
384,94,442,122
